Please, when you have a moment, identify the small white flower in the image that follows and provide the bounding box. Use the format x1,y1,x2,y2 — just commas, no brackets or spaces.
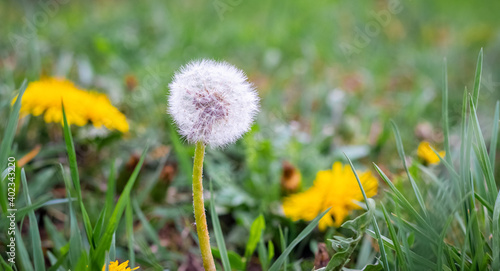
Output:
168,59,259,147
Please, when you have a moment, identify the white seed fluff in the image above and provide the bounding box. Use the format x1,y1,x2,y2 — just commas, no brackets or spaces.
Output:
168,59,259,147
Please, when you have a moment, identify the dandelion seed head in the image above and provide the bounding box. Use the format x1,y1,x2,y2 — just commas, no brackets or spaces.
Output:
168,59,259,147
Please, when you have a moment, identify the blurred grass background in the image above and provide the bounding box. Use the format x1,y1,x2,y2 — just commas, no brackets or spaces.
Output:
1,0,500,269
2,0,500,156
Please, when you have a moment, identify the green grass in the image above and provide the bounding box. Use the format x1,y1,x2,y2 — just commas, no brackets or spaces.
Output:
0,0,500,270
355,50,500,270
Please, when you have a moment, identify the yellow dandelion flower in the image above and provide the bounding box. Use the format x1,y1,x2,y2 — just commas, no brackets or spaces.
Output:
417,141,445,165
282,162,378,231
102,260,139,271
13,78,129,133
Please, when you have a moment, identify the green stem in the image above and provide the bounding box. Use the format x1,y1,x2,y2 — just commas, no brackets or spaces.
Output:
193,141,216,271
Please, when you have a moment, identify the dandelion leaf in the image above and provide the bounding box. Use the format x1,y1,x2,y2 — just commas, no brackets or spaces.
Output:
323,201,374,271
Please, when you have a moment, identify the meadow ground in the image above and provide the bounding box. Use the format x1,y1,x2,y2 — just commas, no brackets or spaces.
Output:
1,0,500,270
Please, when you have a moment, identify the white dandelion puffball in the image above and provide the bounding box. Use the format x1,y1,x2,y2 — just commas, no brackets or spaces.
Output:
168,59,260,147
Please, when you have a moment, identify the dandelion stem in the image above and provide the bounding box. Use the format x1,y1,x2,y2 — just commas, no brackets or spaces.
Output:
192,141,216,271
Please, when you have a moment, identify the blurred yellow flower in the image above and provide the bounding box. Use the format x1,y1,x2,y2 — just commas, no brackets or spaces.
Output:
14,78,129,133
102,260,139,271
102,261,139,271
417,141,445,165
282,162,378,231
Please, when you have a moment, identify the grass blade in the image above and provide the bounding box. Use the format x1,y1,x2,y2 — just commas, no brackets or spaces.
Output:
132,199,180,262
381,204,406,271
110,234,116,261
245,214,266,263
43,217,67,256
46,250,68,271
0,79,27,212
492,190,500,270
436,215,454,271
429,147,460,181
268,208,330,271
489,101,499,171
345,155,390,270
258,238,269,270
61,104,94,251
93,207,107,245
474,192,494,213
442,58,452,165
373,163,428,229
16,226,34,271
59,164,86,267
0,256,14,271
105,252,110,271
0,79,27,168
20,168,45,270
168,120,192,181
267,241,274,265
92,147,148,269
390,121,427,217
61,104,81,195
126,200,136,268
469,98,497,204
15,197,68,219
278,226,288,271
365,230,437,270
388,213,436,245
472,48,483,105
393,202,416,270
210,182,231,271
105,160,116,222
459,87,469,196
137,154,168,205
